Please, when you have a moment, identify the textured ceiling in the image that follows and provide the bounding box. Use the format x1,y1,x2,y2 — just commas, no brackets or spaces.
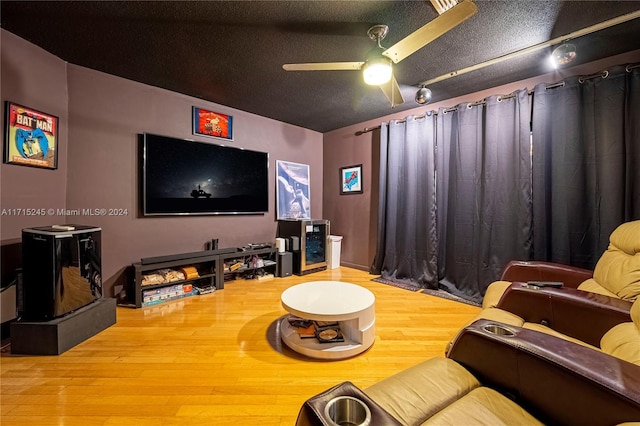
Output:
2,1,640,133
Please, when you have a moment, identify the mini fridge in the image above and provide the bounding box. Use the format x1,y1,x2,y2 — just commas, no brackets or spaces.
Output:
277,219,329,275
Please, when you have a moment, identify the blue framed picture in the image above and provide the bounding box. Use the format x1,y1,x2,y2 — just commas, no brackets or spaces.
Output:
340,164,362,195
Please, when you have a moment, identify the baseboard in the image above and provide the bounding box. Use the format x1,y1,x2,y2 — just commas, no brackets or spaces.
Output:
295,266,327,276
10,298,116,355
340,261,369,272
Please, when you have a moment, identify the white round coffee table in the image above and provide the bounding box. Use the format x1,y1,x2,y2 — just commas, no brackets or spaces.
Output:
280,281,375,359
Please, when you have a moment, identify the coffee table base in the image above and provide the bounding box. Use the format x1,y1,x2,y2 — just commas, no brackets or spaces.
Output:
280,316,374,360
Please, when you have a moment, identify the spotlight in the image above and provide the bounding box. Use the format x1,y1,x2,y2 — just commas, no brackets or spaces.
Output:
550,43,576,68
415,86,432,105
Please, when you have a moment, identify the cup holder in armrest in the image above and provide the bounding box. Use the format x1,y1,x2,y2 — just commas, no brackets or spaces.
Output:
295,381,401,426
324,396,371,426
483,323,517,337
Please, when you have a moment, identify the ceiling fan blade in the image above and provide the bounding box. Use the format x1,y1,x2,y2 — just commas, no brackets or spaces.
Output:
379,75,405,107
382,0,477,64
283,62,364,71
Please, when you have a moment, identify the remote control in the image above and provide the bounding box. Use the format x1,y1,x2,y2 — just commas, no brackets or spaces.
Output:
527,281,563,288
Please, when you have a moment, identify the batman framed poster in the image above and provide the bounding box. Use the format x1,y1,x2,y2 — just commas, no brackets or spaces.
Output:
4,101,58,170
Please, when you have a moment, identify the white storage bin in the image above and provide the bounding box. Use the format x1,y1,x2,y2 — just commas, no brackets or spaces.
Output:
327,235,343,269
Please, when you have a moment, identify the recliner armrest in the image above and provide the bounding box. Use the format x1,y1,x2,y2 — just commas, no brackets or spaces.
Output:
495,283,632,346
500,260,593,288
295,381,403,426
447,319,640,425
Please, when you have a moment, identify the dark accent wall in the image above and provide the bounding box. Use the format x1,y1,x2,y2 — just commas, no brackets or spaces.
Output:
0,31,68,243
322,128,379,271
1,29,323,298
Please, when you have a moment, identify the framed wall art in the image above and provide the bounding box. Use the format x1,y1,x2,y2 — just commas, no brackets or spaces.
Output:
4,101,58,170
192,107,233,141
340,164,362,195
276,160,311,220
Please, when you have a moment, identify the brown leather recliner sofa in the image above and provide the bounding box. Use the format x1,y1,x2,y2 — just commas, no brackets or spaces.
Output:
295,318,640,425
470,292,639,365
296,222,640,425
483,220,640,308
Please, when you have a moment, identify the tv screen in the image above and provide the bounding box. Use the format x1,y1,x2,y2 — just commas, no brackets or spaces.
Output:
142,133,269,215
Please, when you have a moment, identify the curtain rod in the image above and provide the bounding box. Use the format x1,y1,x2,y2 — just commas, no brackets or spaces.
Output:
356,63,637,136
354,82,562,135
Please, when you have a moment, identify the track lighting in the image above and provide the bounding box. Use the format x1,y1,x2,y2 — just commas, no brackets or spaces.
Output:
549,42,577,68
415,86,432,105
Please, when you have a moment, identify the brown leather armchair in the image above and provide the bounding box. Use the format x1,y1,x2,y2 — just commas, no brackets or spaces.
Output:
478,282,633,348
483,220,640,308
470,294,640,365
295,319,640,425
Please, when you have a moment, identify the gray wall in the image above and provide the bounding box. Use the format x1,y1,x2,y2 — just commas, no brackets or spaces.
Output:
1,29,323,296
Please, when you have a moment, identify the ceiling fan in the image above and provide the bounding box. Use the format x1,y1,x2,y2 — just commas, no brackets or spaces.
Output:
282,0,477,107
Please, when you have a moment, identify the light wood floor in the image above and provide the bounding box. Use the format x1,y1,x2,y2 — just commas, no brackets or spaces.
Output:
1,267,481,426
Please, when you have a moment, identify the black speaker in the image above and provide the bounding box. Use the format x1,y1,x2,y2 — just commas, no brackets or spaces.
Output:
288,236,299,252
205,238,219,250
276,252,293,277
21,225,102,321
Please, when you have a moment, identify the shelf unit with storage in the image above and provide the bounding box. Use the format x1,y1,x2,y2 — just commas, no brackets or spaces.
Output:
217,247,277,284
124,251,223,308
120,247,278,308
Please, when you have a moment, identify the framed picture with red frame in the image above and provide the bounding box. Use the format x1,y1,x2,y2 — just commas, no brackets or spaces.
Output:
192,107,233,141
3,101,59,170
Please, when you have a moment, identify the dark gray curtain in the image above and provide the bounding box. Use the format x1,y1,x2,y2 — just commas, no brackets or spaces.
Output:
371,114,438,289
531,65,640,269
436,91,533,303
372,91,532,302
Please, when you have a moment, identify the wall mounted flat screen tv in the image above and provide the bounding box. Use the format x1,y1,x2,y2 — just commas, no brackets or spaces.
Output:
142,133,269,215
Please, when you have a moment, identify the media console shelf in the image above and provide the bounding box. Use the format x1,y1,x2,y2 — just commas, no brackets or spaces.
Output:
217,246,277,284
121,246,277,308
125,250,224,308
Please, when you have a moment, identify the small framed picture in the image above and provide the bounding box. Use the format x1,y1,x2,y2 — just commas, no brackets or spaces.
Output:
192,106,233,141
4,101,59,170
340,164,362,195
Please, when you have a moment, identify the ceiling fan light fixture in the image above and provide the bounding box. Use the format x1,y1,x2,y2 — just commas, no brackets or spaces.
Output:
415,86,433,105
550,42,577,68
363,57,392,85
